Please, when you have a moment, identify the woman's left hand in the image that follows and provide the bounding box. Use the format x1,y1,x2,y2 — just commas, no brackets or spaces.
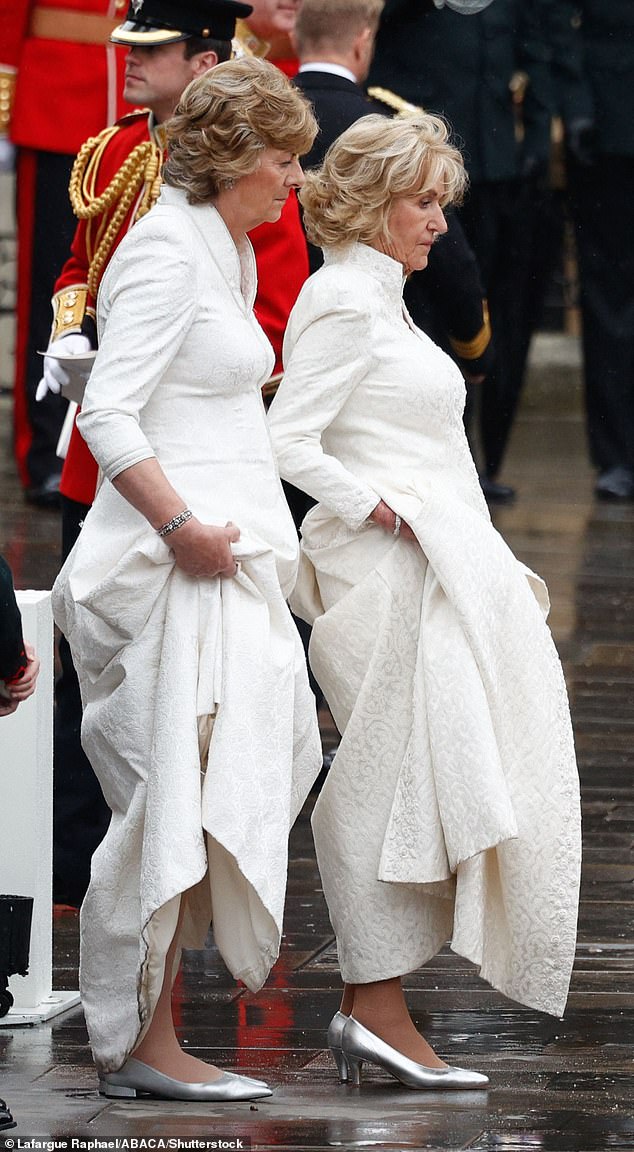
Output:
369,499,417,541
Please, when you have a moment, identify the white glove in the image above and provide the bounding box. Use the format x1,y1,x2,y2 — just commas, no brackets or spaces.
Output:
35,333,93,402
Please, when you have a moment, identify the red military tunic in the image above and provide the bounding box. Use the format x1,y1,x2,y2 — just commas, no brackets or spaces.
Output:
0,1,131,487
0,0,129,152
252,192,309,379
251,53,309,381
55,110,163,504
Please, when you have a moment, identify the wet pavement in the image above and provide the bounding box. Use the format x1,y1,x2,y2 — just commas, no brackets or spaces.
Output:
1,335,633,1150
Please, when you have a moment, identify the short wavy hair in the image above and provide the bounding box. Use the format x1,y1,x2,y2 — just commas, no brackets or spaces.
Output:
300,113,467,249
163,57,318,204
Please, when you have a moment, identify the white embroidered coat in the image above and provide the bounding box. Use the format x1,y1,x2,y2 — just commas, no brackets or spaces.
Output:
52,186,321,1072
268,242,581,1018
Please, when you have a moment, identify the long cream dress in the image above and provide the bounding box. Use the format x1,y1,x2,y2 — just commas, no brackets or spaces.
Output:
268,242,581,1018
52,186,321,1073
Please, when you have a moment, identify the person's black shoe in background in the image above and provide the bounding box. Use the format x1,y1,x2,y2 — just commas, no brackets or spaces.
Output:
0,1097,16,1131
479,475,517,505
25,472,62,510
595,466,634,501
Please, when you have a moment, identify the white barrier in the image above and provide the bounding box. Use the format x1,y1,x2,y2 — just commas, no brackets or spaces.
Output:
0,590,79,1024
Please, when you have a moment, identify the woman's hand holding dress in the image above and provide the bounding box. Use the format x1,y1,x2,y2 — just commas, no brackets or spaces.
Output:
112,457,241,578
369,498,416,542
169,519,240,578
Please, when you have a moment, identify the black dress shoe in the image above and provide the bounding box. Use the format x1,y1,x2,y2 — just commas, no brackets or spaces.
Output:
25,473,62,509
0,1097,16,1132
595,467,634,501
479,475,517,504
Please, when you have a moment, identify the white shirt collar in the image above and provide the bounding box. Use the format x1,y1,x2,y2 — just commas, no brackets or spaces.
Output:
298,62,358,84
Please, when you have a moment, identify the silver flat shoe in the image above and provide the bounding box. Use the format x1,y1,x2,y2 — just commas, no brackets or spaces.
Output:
341,1017,489,1091
327,1010,349,1082
98,1056,272,1101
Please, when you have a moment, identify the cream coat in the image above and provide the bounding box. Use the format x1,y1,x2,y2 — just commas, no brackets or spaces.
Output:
268,242,581,1018
52,186,321,1073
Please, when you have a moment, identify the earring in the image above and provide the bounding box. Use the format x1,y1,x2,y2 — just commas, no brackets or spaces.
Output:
225,178,235,190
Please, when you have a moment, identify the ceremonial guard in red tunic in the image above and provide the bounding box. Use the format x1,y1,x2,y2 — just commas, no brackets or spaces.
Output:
0,0,131,503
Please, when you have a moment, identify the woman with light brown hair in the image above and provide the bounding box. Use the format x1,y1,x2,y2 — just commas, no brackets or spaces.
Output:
269,113,581,1090
53,56,320,1102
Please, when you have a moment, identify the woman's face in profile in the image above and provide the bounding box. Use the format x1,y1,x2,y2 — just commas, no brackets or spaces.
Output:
233,149,305,230
382,183,448,274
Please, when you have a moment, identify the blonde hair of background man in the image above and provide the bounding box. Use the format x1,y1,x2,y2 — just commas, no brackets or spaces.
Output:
294,0,385,53
300,112,467,249
164,57,317,205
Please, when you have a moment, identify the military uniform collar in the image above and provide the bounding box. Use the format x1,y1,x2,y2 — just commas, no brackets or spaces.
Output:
148,113,168,149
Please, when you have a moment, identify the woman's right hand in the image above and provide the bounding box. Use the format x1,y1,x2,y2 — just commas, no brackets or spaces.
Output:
0,644,41,717
168,518,241,578
369,499,416,542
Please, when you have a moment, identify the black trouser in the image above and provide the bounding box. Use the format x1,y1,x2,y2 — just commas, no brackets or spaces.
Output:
16,149,76,488
53,495,110,906
567,154,634,473
459,177,563,478
281,479,323,710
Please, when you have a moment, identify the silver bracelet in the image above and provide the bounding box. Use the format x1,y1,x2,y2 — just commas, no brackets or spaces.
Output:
157,509,193,537
393,514,402,537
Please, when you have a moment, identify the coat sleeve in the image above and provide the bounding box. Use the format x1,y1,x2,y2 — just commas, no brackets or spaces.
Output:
0,0,31,137
77,216,197,482
515,0,558,169
269,285,381,530
0,0,31,68
51,117,156,345
0,555,27,682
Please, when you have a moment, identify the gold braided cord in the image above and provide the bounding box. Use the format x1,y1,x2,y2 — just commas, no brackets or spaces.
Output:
68,127,164,298
367,85,423,117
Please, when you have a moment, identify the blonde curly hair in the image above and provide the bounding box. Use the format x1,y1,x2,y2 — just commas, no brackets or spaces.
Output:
163,57,317,205
300,113,467,249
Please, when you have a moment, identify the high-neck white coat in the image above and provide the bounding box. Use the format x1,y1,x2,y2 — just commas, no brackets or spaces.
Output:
269,242,581,1018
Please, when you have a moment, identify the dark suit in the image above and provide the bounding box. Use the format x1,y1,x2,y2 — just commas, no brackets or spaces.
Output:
546,0,634,481
368,0,556,479
294,67,494,381
296,69,375,172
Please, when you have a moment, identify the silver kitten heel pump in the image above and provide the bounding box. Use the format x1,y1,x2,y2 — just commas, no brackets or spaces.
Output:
98,1057,273,1101
327,1010,349,1082
341,1017,489,1091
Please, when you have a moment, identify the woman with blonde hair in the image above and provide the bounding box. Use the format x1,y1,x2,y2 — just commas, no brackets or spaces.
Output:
53,57,320,1102
269,113,581,1089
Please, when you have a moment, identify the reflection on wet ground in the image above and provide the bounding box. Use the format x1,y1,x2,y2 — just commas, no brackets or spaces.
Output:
1,337,633,1149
